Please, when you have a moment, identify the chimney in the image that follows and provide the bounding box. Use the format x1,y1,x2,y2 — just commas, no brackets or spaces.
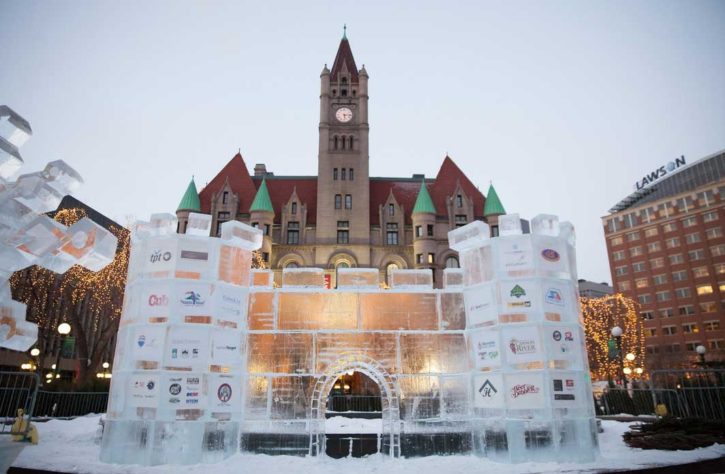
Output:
254,163,267,177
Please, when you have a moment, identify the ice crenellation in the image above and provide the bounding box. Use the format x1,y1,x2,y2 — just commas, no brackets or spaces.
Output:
0,106,118,352
100,212,597,464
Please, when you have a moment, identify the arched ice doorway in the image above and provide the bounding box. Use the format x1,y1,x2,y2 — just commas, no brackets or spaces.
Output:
309,354,401,457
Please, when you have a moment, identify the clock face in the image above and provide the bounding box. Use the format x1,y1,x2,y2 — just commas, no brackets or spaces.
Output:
335,107,353,123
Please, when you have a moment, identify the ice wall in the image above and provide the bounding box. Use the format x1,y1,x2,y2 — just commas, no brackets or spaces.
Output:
449,214,598,463
0,105,118,351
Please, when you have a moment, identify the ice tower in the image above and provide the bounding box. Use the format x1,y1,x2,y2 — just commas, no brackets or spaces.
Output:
449,214,598,462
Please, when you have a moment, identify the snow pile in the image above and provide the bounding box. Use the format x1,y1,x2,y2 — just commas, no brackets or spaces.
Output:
11,415,725,473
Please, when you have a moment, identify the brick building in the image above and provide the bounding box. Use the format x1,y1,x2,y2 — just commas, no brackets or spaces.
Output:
175,32,506,287
603,150,725,369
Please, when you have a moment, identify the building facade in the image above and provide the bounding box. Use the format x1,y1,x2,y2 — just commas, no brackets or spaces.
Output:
578,279,613,299
176,33,506,288
603,150,725,369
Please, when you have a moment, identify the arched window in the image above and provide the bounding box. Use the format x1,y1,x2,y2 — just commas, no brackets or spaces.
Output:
445,256,460,269
341,77,348,85
341,136,346,150
349,136,354,150
286,261,300,269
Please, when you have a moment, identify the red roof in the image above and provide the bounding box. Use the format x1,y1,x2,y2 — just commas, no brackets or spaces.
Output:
429,156,485,220
252,176,318,224
330,38,359,83
199,154,485,227
199,153,257,215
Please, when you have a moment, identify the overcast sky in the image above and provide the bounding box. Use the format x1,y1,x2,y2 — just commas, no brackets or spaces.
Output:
2,0,724,283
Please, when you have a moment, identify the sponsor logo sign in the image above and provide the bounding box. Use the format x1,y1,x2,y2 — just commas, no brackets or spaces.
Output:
545,288,564,306
150,250,172,263
553,377,577,403
470,331,500,368
508,284,532,308
217,383,232,403
180,291,205,306
510,383,539,399
180,250,209,261
129,374,159,407
131,325,165,362
499,240,532,271
552,330,562,342
541,249,560,262
509,338,536,355
137,335,146,347
635,156,686,190
148,294,168,306
473,373,505,408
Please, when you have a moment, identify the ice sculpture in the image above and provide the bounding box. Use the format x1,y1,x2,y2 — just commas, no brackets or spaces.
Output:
101,212,596,464
0,106,118,351
449,214,598,462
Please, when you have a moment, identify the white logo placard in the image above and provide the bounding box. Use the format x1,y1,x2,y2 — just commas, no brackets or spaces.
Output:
470,330,501,369
505,372,545,410
473,373,505,409
503,326,542,364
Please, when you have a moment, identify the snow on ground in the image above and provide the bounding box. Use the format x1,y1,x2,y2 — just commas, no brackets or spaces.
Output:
11,415,725,474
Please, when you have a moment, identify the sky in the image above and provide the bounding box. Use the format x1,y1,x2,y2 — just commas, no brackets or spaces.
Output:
1,0,724,284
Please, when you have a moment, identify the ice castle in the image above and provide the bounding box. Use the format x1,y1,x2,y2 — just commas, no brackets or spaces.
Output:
100,211,597,464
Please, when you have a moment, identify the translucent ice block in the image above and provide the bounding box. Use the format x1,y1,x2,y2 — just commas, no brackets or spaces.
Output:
388,269,432,289
281,267,324,287
448,220,489,252
336,268,379,288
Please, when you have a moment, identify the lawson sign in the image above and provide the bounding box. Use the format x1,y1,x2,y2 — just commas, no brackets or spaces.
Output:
635,156,686,190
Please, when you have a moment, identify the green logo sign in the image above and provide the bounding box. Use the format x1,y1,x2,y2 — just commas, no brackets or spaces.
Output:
510,285,526,298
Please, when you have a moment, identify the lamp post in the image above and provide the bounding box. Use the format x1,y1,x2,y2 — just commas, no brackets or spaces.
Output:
611,326,627,389
696,345,707,367
53,323,71,382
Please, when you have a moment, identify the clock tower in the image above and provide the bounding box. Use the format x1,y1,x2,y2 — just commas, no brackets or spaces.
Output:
315,28,371,266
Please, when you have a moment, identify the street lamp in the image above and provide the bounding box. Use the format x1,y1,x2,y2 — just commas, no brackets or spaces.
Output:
696,345,707,366
54,323,71,382
30,348,40,357
611,326,627,389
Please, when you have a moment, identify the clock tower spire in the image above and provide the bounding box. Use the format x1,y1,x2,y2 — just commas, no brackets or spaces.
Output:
316,29,371,266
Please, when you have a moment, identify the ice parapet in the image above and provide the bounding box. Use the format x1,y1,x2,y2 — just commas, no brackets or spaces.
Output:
0,105,118,352
102,211,595,464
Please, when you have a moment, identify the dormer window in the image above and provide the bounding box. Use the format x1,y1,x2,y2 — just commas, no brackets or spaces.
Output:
291,202,297,215
388,203,394,216
341,89,347,97
456,195,463,208
223,191,229,204
341,77,348,85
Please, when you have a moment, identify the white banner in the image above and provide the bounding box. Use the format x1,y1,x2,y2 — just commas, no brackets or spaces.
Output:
165,326,210,369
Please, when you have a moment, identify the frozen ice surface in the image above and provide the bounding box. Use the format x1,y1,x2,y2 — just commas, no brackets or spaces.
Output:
498,213,523,236
102,211,596,464
0,105,117,352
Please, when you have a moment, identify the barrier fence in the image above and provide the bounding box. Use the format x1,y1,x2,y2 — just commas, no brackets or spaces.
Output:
0,371,39,438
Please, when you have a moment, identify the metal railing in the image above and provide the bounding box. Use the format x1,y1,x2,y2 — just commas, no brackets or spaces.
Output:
327,395,382,413
32,391,109,418
596,388,687,417
0,371,40,438
650,369,725,420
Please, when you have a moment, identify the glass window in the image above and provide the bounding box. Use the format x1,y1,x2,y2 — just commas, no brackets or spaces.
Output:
644,227,658,237
427,253,435,264
386,223,399,245
626,232,640,241
388,203,395,216
615,266,628,276
285,261,299,269
415,226,422,237
341,168,346,180
653,274,667,285
688,249,705,261
651,257,665,269
662,325,677,336
427,224,434,237
291,202,297,214
682,323,699,334
613,250,626,261
647,242,661,252
635,278,648,289
349,168,354,181
640,311,655,320
345,194,352,209
709,340,723,350
655,290,671,302
456,195,463,208
632,262,646,273
646,328,657,337
662,222,677,232
445,256,459,268
334,194,342,209
337,230,349,244
685,233,702,244
630,246,644,257
717,263,725,275
672,270,688,281
333,168,338,180
659,308,674,318
637,294,651,304
669,254,684,265
706,227,723,239
618,281,631,291
710,244,725,256
692,266,709,278
700,303,717,314
703,211,719,223
416,254,423,264
682,216,698,228
704,320,720,331
286,221,300,244
455,215,467,228
665,237,680,248
611,236,624,246
678,305,695,315
222,191,229,204
675,287,691,298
